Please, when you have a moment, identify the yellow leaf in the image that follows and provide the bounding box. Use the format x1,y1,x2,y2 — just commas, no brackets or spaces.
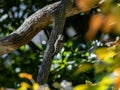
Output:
72,63,92,76
74,84,88,90
19,73,32,80
17,87,27,90
32,83,40,90
94,47,116,63
99,76,115,88
20,82,30,89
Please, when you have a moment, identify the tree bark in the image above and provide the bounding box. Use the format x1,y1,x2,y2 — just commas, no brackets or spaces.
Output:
0,1,80,55
0,0,101,55
37,0,74,85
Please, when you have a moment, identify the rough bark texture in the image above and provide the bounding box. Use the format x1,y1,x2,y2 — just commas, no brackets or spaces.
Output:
0,1,80,55
0,0,102,88
0,0,101,55
37,0,74,85
36,0,102,85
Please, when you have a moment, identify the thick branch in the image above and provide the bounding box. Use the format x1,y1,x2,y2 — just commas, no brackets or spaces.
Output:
37,0,102,85
37,0,74,85
0,1,80,55
0,0,101,55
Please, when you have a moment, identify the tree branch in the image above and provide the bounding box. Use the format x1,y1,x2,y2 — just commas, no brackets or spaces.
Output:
37,0,74,85
36,0,102,85
0,1,80,55
0,0,102,55
0,0,102,87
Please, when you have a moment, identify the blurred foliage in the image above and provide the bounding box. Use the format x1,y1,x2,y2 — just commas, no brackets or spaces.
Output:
1,0,120,90
17,73,41,90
